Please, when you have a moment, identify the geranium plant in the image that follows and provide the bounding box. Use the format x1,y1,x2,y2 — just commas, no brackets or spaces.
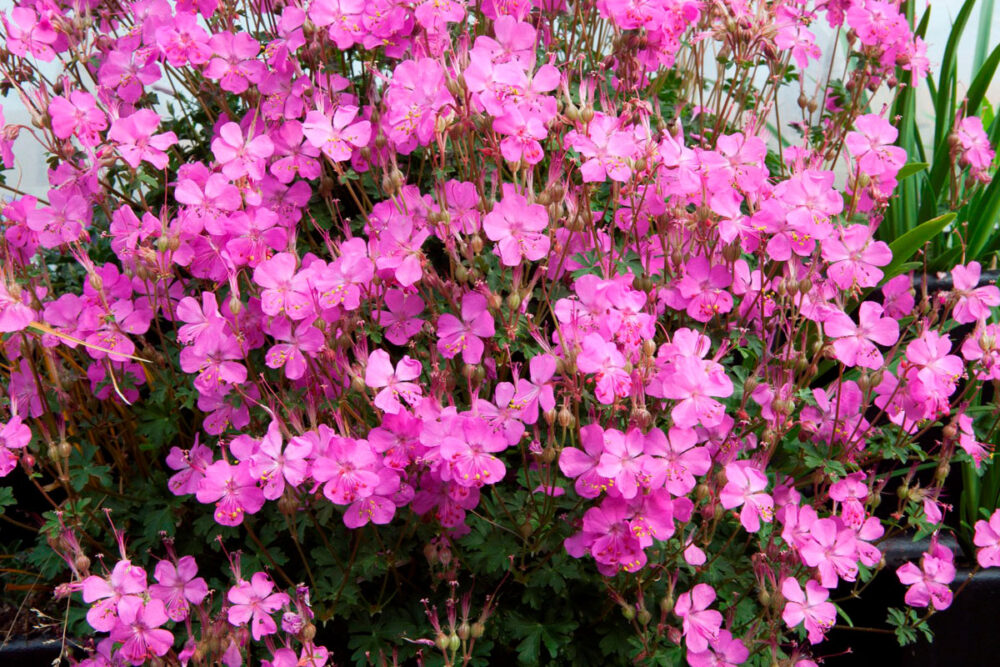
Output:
1,0,999,666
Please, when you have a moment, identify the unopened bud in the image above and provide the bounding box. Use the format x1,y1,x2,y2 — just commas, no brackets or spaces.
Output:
637,608,652,625
557,407,575,428
621,605,636,621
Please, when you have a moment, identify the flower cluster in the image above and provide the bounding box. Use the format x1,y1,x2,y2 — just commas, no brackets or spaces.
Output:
0,0,997,665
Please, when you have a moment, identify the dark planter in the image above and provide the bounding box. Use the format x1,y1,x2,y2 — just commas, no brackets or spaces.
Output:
0,638,62,664
824,536,1000,666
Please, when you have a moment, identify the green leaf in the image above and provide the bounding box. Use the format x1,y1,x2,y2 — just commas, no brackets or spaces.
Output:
884,212,955,278
966,40,1000,121
896,162,929,181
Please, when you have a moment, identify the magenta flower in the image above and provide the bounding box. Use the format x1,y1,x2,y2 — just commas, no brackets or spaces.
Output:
178,333,248,394
365,349,423,414
482,185,550,266
564,112,637,182
264,318,325,381
511,354,557,424
49,91,106,144
211,122,275,181
558,423,612,498
974,509,1000,568
643,426,711,497
676,256,734,322
596,428,649,499
845,114,907,177
166,438,214,496
955,115,996,178
81,560,148,632
0,415,30,477
4,7,59,61
674,584,723,653
824,302,899,369
950,262,1000,324
577,333,632,404
781,577,836,644
374,289,424,345
231,421,311,500
196,460,266,526
204,32,266,93
150,556,209,622
440,416,508,487
798,518,859,588
822,225,892,290
658,356,732,428
312,434,380,504
0,282,34,333
344,468,400,528
107,110,178,170
720,461,773,532
436,292,495,364
227,572,290,640
253,253,314,320
896,537,956,611
110,598,174,666
579,497,646,573
302,107,372,162
686,629,749,667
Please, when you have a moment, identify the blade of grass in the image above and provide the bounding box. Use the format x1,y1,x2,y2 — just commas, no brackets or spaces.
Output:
973,0,996,74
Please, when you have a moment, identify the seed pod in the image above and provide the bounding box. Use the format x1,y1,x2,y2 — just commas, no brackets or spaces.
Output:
471,622,485,638
302,624,317,642
543,408,557,425
435,633,450,652
558,407,575,428
621,605,636,621
448,633,460,652
74,553,91,573
506,292,522,310
458,622,471,641
642,339,657,357
58,441,72,459
637,608,652,625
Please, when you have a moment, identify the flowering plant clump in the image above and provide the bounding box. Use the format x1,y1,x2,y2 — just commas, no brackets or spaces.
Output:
0,0,999,665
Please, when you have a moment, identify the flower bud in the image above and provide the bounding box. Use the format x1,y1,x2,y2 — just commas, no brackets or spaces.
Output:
543,408,557,425
506,292,522,310
228,298,243,316
471,621,485,638
471,235,484,253
557,407,575,428
621,605,636,621
74,553,91,573
642,339,657,357
58,440,72,459
458,622,471,641
448,633,460,652
637,608,652,625
488,293,502,311
580,106,595,123
435,633,451,652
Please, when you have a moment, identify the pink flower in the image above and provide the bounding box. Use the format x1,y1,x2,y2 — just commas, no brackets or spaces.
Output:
253,253,314,320
82,560,148,632
896,537,956,610
166,438,214,495
576,333,631,404
0,282,34,333
950,262,1000,324
845,114,907,177
955,115,996,178
110,598,174,666
204,32,265,93
211,122,275,181
974,509,1000,568
822,225,892,290
658,356,732,428
824,302,899,369
312,432,380,504
686,629,749,667
564,112,637,182
302,107,372,161
227,572,290,640
674,584,723,653
511,354,557,424
720,461,773,532
107,110,178,170
482,185,550,266
375,289,425,345
365,349,423,414
149,556,209,622
196,460,266,526
799,518,859,588
0,415,30,477
596,428,649,499
643,426,711,497
49,91,106,145
436,292,495,364
781,578,836,644
440,416,508,487
4,7,59,61
264,318,325,380
232,421,311,500
558,423,612,498
676,256,733,322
